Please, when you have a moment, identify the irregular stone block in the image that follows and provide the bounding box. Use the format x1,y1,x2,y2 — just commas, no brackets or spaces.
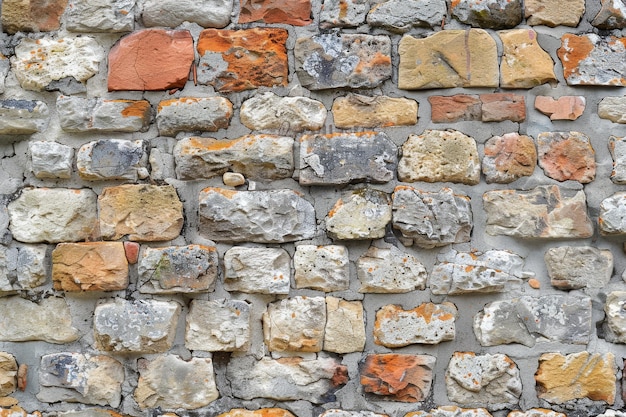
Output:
499,29,557,89
525,0,584,26
199,188,315,243
374,303,457,347
263,296,326,352
366,0,446,31
1,0,67,33
239,0,311,25
174,135,294,180
332,94,417,128
558,34,626,86
300,131,397,185
197,28,288,92
12,37,104,92
99,184,183,242
0,353,16,397
0,244,47,295
473,294,592,347
218,410,297,417
429,95,482,123
320,0,368,28
134,355,218,409
295,33,391,90
545,246,613,290
592,0,626,29
185,299,250,352
407,406,493,417
535,96,585,120
156,97,233,137
93,298,180,353
57,96,151,132
66,0,135,32
537,132,595,183
108,29,194,91
610,136,626,184
398,130,480,184
482,133,536,184
326,189,391,240
9,188,97,243
321,411,387,417
0,57,10,96
294,245,349,291
446,352,521,411
142,0,232,28
138,245,218,294
240,92,326,132
399,30,498,89
483,185,593,239
452,0,522,28
38,353,124,407
357,245,427,293
0,100,49,135
508,410,565,417
0,406,41,417
599,96,626,123
392,186,473,248
480,93,525,122
223,247,290,294
604,291,626,343
360,354,435,402
599,192,626,236
324,297,366,353
0,296,79,343
77,139,148,181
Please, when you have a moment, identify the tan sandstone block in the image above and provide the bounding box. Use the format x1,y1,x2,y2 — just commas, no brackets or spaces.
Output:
332,94,418,128
499,29,556,89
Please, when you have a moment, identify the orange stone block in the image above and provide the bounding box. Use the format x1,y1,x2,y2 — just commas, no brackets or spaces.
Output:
558,34,626,86
239,0,312,25
361,354,435,402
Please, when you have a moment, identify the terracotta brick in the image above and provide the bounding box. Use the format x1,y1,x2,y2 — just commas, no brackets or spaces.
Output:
535,96,585,120
361,354,435,402
239,0,311,25
429,95,481,123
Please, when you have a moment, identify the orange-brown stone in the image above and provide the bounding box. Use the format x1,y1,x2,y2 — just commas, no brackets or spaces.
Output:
558,34,626,86
360,354,435,402
1,0,67,34
429,95,481,123
480,93,526,122
535,96,586,120
123,241,140,264
239,0,312,25
482,133,536,184
537,132,596,183
218,409,296,417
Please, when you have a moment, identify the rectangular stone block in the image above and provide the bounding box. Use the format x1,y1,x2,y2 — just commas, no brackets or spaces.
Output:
241,92,326,132
156,97,232,136
356,245,427,293
558,34,626,86
57,96,150,132
185,299,250,351
29,141,73,179
361,354,435,402
324,297,365,353
0,244,47,294
141,0,232,28
239,0,311,25
0,100,49,135
263,296,326,352
223,247,290,294
294,245,349,291
332,94,418,128
77,139,148,181
326,189,392,240
66,0,135,32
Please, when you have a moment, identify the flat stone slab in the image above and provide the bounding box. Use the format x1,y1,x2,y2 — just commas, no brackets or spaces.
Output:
452,0,522,28
558,34,626,86
66,0,135,32
360,354,435,402
599,96,626,123
0,100,49,135
499,29,557,89
326,189,392,240
294,245,349,291
525,0,585,26
223,247,290,294
156,97,233,136
263,296,326,352
357,245,427,293
77,139,148,181
366,0,446,31
241,92,326,132
482,133,536,184
58,96,150,132
332,94,418,129
142,0,232,28
545,246,613,290
324,297,366,353
185,299,250,352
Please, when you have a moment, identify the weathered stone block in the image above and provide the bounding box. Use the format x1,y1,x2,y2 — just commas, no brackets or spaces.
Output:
66,0,134,32
599,97,626,123
545,246,613,290
0,406,41,417
0,244,47,295
239,0,311,25
0,100,49,135
0,353,16,397
429,95,482,123
480,93,526,122
294,245,349,291
592,0,626,29
77,140,148,181
57,96,151,132
324,297,365,353
156,97,233,136
357,245,427,293
1,0,67,33
535,96,585,120
452,0,522,28
407,407,493,417
508,410,565,417
142,0,232,28
599,192,626,236
241,92,326,132
360,354,435,402
482,133,536,184
332,94,417,128
374,303,456,347
525,0,584,26
319,0,368,28
326,189,391,240
223,247,290,294
604,291,626,343
537,132,595,183
218,409,297,417
499,29,556,89
366,0,446,31
558,34,626,86
263,296,326,352
185,299,250,352
322,411,387,417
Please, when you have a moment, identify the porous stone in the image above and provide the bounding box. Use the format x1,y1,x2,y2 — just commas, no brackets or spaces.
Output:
544,246,613,290
197,28,288,92
12,37,104,92
98,184,183,242
240,92,326,132
294,245,349,291
142,0,232,28
199,188,316,243
604,291,626,343
321,411,387,417
537,132,595,183
218,409,297,417
452,0,523,28
535,96,585,120
525,0,585,26
360,354,435,402
507,410,565,417
8,188,97,243
374,303,457,347
473,294,592,347
429,95,482,123
0,296,79,343
134,355,218,410
592,0,626,28
356,245,427,293
366,0,446,31
325,189,392,240
77,140,148,181
446,352,522,411
185,299,250,352
138,245,218,294
480,93,526,122
599,96,626,123
52,242,128,292
535,352,616,405
300,131,397,185
599,192,626,236
295,33,392,90
0,353,16,397
156,97,233,136
407,406,493,417
57,96,151,133
398,130,480,185
93,298,181,353
263,296,326,352
324,297,366,353
1,0,67,33
66,0,135,32
613,137,626,183
0,100,49,135
399,30,498,89
482,133,536,184
239,0,311,25
499,29,557,89
223,247,290,294
483,185,593,239
174,135,294,180
558,34,626,86
392,186,473,248
319,0,369,28
0,244,45,295
108,29,194,91
38,353,124,407
332,94,418,128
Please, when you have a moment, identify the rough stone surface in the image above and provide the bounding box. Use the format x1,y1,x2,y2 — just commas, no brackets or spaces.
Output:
356,245,427,293
77,140,148,181
295,33,392,90
294,245,349,291
557,34,626,86
319,0,368,28
0,100,49,135
263,296,326,352
332,94,417,128
324,297,365,353
483,186,593,239
537,132,595,183
603,291,626,343
407,407,493,417
142,0,232,28
239,0,312,25
599,192,626,236
321,411,387,417
0,353,16,397
57,96,151,133
429,95,482,123
156,97,233,137
366,0,446,32
482,133,536,184
241,93,326,132
452,0,522,28
360,354,435,402
326,189,391,240
66,0,135,32
508,410,565,417
1,0,67,33
499,29,557,89
599,96,626,123
218,409,297,417
592,0,626,28
223,247,290,294
481,93,526,122
29,141,72,179
446,352,522,411
535,96,585,120
185,299,250,351
0,244,47,294
525,0,585,26
544,246,613,290
392,186,473,248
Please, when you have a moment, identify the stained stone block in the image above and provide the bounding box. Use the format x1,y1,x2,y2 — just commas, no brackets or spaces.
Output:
429,95,482,123
599,192,626,236
142,0,232,28
604,291,626,343
357,245,427,293
452,0,522,28
223,247,290,294
294,245,349,291
77,140,148,181
0,100,49,135
326,189,392,240
408,407,493,417
218,410,297,417
321,411,388,417
366,0,446,31
156,97,233,136
332,94,418,128
360,354,435,402
0,352,17,397
66,0,135,32
1,0,67,33
592,0,626,28
508,410,566,417
499,29,556,89
263,296,326,352
324,297,366,353
0,244,47,294
320,0,368,28
241,92,326,132
525,0,584,26
537,132,595,183
558,34,626,86
185,299,250,351
239,0,311,25
482,133,536,184
544,246,613,290
535,96,585,121
57,96,150,132
600,97,626,123
480,93,526,122
29,141,73,179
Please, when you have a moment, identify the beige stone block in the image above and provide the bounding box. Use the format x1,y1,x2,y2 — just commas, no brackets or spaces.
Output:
499,29,556,89
332,94,417,128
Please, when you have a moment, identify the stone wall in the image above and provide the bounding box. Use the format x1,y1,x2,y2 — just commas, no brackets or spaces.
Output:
0,0,625,416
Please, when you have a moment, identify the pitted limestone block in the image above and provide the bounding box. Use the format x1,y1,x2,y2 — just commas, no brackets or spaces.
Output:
295,33,392,90
134,355,218,410
218,410,297,417
226,356,347,403
482,133,536,184
12,37,104,92
525,0,584,26
374,303,457,347
93,298,180,353
66,0,134,32
0,296,79,343
138,245,218,294
156,97,233,136
507,410,566,417
446,352,522,411
37,353,124,407
332,94,418,128
399,30,498,89
392,186,473,248
558,34,626,86
599,97,626,123
326,189,391,240
300,131,397,185
142,0,232,27
77,140,148,181
0,244,47,294
0,100,49,135
452,0,522,28
175,135,294,180
599,192,626,236
1,0,67,33
263,296,326,352
320,0,368,28
483,185,593,239
9,188,97,243
240,92,326,132
604,291,626,343
324,297,366,353
398,130,480,184
199,188,315,243
499,29,556,89
545,246,613,290
535,96,585,120
0,353,16,397
473,294,592,347
360,354,435,403
57,96,150,132
429,95,482,123
185,299,250,352
366,0,446,31
592,0,626,28
239,0,311,25
223,247,290,294
537,132,595,183
357,245,427,293
294,245,349,291
480,93,526,122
